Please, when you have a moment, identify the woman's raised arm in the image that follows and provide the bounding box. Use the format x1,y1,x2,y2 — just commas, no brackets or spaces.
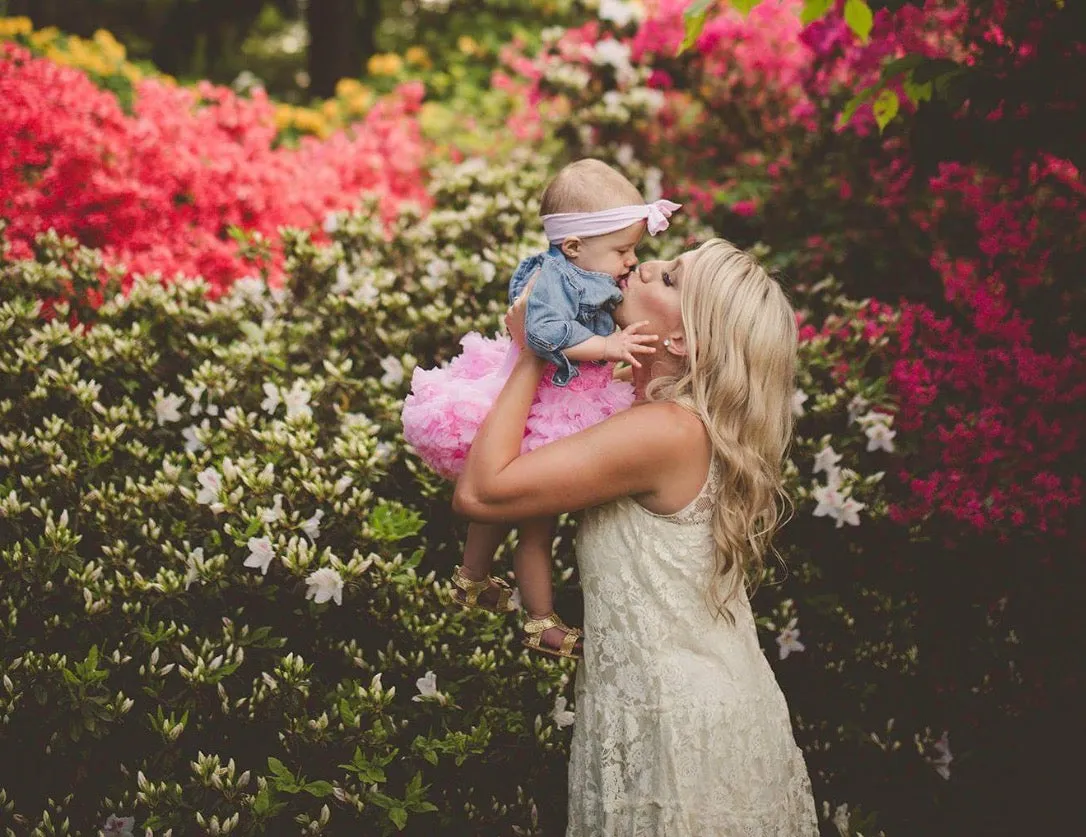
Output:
452,348,694,523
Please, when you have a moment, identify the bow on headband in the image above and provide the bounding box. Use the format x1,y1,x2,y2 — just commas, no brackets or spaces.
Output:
542,199,682,243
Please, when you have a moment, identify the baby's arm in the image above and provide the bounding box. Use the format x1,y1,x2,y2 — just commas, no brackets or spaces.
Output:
563,327,657,369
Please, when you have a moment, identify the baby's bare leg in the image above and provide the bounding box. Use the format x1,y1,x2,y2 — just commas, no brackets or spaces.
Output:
515,516,582,654
513,516,558,617
460,521,509,582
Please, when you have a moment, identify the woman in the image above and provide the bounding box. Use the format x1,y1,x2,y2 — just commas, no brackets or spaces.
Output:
454,239,819,835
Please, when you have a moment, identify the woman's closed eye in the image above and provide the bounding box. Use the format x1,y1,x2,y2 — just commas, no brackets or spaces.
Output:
662,271,673,287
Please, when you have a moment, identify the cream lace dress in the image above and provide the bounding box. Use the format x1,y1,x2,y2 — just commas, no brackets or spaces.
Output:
566,460,819,836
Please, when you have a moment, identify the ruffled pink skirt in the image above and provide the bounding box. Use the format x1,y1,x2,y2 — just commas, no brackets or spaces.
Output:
402,332,636,480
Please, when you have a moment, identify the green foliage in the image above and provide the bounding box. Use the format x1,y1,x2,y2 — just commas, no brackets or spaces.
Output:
0,158,592,836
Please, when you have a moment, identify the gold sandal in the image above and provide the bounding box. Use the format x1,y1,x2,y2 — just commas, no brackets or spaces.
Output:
449,566,515,614
522,613,583,660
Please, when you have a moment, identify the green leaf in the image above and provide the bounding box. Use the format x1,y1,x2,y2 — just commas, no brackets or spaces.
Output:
872,88,900,132
902,73,933,105
304,780,334,797
879,55,925,81
679,11,708,54
800,0,833,23
267,757,290,777
729,0,760,14
388,807,408,831
839,83,877,127
844,0,873,42
684,0,716,17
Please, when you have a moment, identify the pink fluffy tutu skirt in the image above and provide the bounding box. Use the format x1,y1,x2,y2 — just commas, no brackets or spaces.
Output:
401,332,636,480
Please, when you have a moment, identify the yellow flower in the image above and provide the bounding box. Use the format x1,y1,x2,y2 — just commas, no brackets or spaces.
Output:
321,99,340,119
92,29,126,63
274,105,296,131
347,90,372,114
30,26,60,48
0,17,33,38
405,46,430,67
335,77,363,98
367,53,403,77
457,35,479,55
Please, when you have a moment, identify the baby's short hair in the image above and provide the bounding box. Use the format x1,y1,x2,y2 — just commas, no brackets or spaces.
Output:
540,158,644,216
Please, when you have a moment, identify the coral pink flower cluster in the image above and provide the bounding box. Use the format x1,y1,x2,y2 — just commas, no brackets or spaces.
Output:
0,45,429,293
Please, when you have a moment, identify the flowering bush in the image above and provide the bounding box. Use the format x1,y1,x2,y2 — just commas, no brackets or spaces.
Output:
483,2,1083,831
0,150,957,835
0,44,429,295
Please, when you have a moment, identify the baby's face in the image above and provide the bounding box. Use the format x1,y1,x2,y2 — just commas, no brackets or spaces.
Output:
572,221,645,282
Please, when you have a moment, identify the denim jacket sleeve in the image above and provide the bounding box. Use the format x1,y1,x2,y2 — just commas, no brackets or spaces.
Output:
523,262,599,387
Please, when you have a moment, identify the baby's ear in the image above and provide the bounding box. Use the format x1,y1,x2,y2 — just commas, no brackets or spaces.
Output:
559,237,583,259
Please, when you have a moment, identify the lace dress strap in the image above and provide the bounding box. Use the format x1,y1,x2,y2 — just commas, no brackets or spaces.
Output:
636,457,720,526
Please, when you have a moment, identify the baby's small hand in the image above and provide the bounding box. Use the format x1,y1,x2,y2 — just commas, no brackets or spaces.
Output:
603,321,658,368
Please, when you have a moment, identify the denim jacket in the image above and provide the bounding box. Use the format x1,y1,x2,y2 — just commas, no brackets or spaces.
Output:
507,246,623,387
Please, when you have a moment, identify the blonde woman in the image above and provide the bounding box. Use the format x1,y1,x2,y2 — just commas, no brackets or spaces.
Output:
455,239,819,835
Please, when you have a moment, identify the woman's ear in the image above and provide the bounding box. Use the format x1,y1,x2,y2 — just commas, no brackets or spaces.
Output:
665,332,688,357
559,237,583,259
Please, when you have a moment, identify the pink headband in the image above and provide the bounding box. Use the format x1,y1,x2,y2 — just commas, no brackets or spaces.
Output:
542,199,682,243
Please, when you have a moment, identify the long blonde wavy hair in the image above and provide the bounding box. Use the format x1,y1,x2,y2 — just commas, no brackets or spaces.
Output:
646,239,797,620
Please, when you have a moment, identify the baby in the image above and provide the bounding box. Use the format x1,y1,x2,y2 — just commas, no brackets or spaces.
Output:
402,158,680,657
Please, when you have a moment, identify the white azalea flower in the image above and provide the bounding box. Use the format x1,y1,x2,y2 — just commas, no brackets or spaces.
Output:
835,496,865,528
186,382,206,415
930,730,953,780
260,493,284,524
232,276,265,302
812,445,842,475
591,38,632,70
776,618,806,660
331,264,353,294
102,814,135,837
260,382,281,414
865,422,897,453
283,381,313,420
857,410,893,427
334,475,353,495
847,394,869,424
195,468,222,505
643,166,663,202
792,388,809,417
244,537,275,575
182,423,207,453
301,509,324,542
379,356,404,388
412,670,447,705
154,390,184,426
508,588,523,612
183,546,203,591
598,0,642,27
812,484,844,520
615,143,636,168
374,441,394,463
832,802,851,836
323,211,339,234
305,567,344,606
551,695,575,729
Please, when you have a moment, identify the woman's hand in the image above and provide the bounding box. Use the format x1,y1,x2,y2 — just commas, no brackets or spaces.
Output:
505,272,537,349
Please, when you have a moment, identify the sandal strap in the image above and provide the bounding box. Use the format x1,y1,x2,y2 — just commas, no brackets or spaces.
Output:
452,566,490,606
451,566,513,612
523,613,583,656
